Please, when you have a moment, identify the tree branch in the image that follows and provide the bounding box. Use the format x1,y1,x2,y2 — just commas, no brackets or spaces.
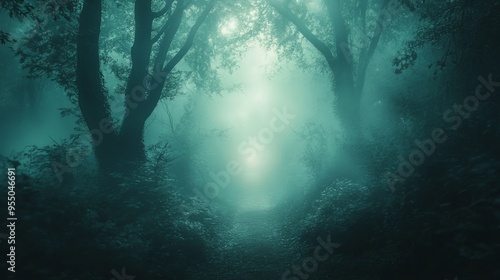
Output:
151,1,184,45
266,0,337,71
152,0,175,18
76,0,117,163
142,0,216,120
356,0,389,93
163,0,216,74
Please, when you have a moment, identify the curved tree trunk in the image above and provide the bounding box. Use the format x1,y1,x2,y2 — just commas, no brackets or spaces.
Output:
76,0,216,172
76,0,120,171
77,0,147,171
267,0,390,140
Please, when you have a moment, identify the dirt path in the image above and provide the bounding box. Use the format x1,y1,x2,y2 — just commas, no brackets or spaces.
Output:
190,208,296,280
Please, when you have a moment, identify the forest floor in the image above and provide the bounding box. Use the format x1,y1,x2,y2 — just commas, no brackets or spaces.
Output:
190,207,296,279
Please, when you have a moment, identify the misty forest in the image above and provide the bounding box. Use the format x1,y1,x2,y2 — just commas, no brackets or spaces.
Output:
0,0,499,279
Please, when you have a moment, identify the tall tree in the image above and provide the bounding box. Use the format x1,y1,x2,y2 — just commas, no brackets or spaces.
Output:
13,0,219,172
265,0,412,139
76,0,216,170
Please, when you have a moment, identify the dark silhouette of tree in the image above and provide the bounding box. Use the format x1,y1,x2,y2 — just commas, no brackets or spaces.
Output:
76,0,216,170
265,0,412,139
11,0,219,171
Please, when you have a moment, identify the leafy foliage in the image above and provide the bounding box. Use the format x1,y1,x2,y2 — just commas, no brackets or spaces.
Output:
1,139,220,279
394,0,500,75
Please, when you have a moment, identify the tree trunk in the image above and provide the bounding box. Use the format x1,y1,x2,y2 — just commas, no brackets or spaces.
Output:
119,114,147,162
324,0,361,137
77,0,122,171
76,0,215,172
267,0,388,140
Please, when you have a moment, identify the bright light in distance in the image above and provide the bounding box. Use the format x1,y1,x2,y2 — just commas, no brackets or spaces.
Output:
238,110,248,121
220,18,238,36
239,151,279,189
307,0,322,13
249,9,258,20
253,92,267,103
246,154,260,166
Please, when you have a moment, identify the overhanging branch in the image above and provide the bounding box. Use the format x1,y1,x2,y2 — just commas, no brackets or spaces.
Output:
153,0,175,18
266,0,337,71
141,0,217,119
151,1,184,45
163,0,216,74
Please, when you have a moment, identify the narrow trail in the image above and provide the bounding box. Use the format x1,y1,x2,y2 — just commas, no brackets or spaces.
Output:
192,207,297,279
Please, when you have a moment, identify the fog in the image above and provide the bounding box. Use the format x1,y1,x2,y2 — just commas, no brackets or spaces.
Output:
139,41,341,210
0,1,499,279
